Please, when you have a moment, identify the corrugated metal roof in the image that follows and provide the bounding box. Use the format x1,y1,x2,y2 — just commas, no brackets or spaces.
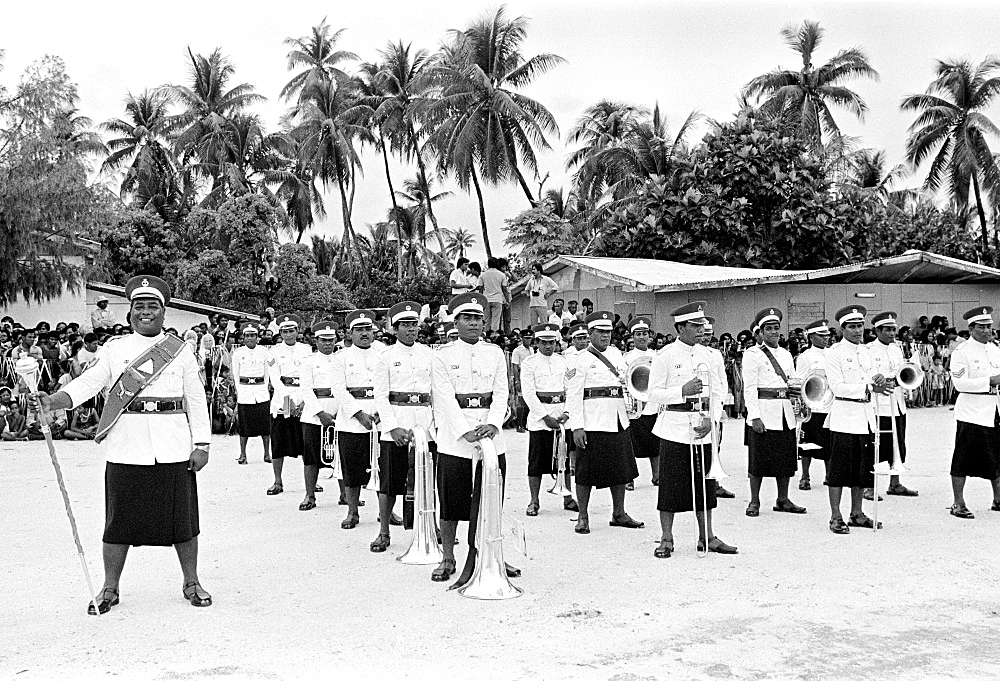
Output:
558,256,800,291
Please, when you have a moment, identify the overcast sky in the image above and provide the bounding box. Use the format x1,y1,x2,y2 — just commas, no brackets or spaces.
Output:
3,0,999,261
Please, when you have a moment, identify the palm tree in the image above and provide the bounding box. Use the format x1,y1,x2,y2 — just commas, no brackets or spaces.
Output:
368,40,449,256
742,20,878,151
566,100,649,202
395,175,453,248
424,6,565,255
443,227,476,259
839,148,915,209
100,90,178,205
280,19,358,101
901,57,1000,253
267,155,323,243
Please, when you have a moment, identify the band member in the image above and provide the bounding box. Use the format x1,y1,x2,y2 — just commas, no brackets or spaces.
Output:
521,322,577,515
430,293,511,586
623,316,659,488
948,306,1000,519
37,275,212,613
566,311,642,534
231,324,271,465
331,310,385,529
647,302,736,557
372,301,436,552
511,327,535,433
266,314,312,497
563,322,589,359
699,316,735,499
298,321,339,512
442,322,459,345
742,308,806,517
826,305,888,533
867,312,917,497
795,319,832,490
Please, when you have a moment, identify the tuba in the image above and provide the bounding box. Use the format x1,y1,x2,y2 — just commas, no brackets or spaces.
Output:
787,369,833,423
398,426,444,565
459,438,523,600
624,356,653,418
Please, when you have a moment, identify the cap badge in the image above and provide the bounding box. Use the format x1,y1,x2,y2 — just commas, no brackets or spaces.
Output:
141,278,149,287
852,308,858,314
405,305,411,311
769,309,774,315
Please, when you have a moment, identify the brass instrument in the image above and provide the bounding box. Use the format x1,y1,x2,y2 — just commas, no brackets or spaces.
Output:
787,369,833,424
459,438,523,600
321,424,337,467
896,362,924,390
691,362,713,558
547,426,571,497
398,426,443,565
364,417,381,492
624,355,653,417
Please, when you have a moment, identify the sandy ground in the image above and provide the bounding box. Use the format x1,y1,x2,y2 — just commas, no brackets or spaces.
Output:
2,406,999,681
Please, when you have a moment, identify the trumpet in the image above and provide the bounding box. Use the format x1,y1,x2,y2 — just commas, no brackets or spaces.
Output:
624,356,653,417
398,426,443,565
547,426,572,497
459,438,523,600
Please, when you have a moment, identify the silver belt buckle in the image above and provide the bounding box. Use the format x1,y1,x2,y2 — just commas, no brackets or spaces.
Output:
366,389,374,398
469,397,481,408
143,401,157,412
553,395,563,403
408,394,420,404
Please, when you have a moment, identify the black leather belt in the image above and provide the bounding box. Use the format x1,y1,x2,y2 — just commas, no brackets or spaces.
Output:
959,389,998,395
348,387,374,399
313,388,332,397
456,393,493,409
126,399,184,414
280,376,300,387
758,388,789,399
584,386,622,399
239,376,264,385
536,391,566,404
835,396,870,404
389,391,431,406
662,398,705,412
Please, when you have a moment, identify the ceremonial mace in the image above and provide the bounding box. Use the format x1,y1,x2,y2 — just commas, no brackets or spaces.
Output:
15,358,102,617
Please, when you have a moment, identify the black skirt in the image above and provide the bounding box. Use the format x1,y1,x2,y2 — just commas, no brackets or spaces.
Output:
271,415,302,459
951,420,1000,480
800,412,830,461
877,415,907,464
436,451,507,522
104,462,199,546
657,440,717,513
629,414,660,459
746,426,798,478
378,440,409,496
300,422,324,467
827,431,875,488
575,425,638,489
339,431,376,488
237,401,271,438
527,429,557,477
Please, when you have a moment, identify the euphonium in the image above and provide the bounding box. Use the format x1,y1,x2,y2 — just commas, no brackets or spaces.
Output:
398,426,444,565
787,369,833,423
459,438,523,600
624,356,653,418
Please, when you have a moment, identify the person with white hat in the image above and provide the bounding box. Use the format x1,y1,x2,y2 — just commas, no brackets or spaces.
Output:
298,320,340,512
794,319,833,491
623,316,660,488
742,308,806,519
330,309,387,530
37,275,213,613
265,313,313,497
947,305,1000,519
231,323,272,466
825,305,888,533
562,322,590,360
867,311,917,498
372,301,436,553
90,294,116,331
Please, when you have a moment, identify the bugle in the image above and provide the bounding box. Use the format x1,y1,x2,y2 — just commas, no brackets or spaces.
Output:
624,356,653,418
547,426,571,497
398,426,444,565
459,438,523,600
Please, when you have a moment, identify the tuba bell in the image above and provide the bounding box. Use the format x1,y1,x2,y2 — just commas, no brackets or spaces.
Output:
624,356,653,418
398,426,444,565
459,438,523,600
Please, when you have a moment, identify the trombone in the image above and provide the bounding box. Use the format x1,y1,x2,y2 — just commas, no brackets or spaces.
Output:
691,363,713,558
398,426,443,565
547,426,571,497
870,363,920,528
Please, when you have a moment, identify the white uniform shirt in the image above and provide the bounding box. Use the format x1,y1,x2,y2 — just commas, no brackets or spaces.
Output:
742,344,796,430
330,343,386,435
520,352,569,431
866,340,907,416
623,347,658,417
231,345,271,404
432,339,509,459
950,338,1000,428
566,345,629,432
267,341,313,417
374,341,436,442
62,333,210,465
795,346,829,414
299,351,338,427
647,340,723,445
826,340,877,435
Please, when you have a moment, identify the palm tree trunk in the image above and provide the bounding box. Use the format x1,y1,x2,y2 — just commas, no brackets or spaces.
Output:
972,172,990,257
470,166,493,258
378,136,404,283
409,125,448,256
513,166,537,207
